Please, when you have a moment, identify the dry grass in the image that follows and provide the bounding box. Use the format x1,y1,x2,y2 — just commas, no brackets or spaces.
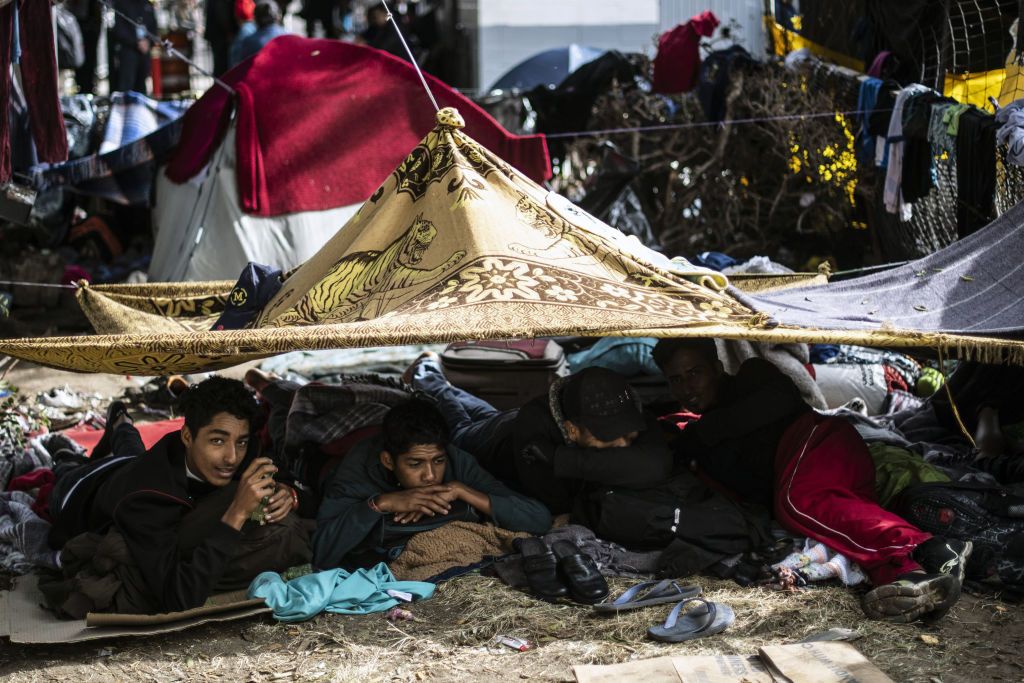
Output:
1,573,1020,682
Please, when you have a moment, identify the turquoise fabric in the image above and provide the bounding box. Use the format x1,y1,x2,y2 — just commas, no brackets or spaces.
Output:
248,563,435,622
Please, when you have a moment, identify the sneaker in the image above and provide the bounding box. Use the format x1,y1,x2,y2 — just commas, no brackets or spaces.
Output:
862,572,959,623
915,537,973,584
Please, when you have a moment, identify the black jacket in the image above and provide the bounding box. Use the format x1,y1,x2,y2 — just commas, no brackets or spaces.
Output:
511,379,673,515
672,358,811,508
89,433,243,612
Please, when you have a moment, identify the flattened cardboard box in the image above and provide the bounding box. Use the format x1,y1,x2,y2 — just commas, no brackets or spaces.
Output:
759,642,894,683
1,575,270,644
574,642,893,683
574,654,772,682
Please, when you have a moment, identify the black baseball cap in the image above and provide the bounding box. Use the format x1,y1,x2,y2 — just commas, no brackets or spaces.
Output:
561,367,645,442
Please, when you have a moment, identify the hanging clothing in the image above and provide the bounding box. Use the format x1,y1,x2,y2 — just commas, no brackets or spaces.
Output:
248,563,435,622
697,46,753,123
883,84,930,219
0,0,68,185
651,11,720,94
995,98,1024,166
773,412,931,586
866,50,894,78
943,103,971,136
867,80,898,168
900,91,950,203
856,77,883,164
928,102,956,155
955,109,998,238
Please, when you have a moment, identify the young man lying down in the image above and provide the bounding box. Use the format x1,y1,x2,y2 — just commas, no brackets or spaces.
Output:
45,377,311,617
312,397,551,570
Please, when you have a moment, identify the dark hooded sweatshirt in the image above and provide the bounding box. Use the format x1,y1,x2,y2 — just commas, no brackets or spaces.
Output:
510,377,673,515
86,432,244,612
313,436,552,570
671,358,811,507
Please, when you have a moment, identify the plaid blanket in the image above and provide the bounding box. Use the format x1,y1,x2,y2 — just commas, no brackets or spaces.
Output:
99,92,190,154
285,381,409,451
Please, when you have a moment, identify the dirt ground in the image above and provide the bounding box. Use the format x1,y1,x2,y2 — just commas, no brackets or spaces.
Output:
2,362,1023,682
1,574,1023,682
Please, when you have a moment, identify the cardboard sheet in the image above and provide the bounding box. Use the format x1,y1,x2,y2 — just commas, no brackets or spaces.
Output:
758,642,894,683
1,575,270,644
574,654,772,683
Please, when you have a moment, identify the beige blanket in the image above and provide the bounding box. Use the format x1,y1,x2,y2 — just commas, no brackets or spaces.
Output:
389,521,528,582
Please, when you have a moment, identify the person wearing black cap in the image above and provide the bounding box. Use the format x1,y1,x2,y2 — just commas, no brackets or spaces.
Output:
405,354,672,516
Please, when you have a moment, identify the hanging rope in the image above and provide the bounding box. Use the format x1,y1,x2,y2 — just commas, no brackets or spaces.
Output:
381,0,440,112
544,108,893,139
97,0,236,96
936,346,977,449
0,280,77,290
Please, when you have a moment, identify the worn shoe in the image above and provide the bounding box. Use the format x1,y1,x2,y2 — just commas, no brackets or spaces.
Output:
90,401,131,460
915,537,973,584
518,537,569,602
861,572,959,623
552,540,609,604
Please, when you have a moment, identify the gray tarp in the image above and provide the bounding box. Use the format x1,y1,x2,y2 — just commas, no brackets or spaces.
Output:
750,202,1024,337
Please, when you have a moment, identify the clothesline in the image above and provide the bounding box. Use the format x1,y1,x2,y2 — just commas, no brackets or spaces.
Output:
545,108,895,139
0,280,77,290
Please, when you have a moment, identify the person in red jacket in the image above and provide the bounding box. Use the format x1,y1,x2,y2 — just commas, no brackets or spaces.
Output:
653,337,972,623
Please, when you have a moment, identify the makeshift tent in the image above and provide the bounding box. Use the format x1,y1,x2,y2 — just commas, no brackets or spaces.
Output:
488,45,607,93
749,203,1024,337
1,107,1022,375
149,36,551,281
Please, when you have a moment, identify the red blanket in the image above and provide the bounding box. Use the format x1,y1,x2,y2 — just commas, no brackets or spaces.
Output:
64,418,184,457
166,36,552,216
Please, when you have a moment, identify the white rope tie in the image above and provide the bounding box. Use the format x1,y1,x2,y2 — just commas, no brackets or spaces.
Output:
381,0,440,112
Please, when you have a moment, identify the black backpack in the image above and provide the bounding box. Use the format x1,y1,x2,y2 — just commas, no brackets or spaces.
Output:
896,482,1024,586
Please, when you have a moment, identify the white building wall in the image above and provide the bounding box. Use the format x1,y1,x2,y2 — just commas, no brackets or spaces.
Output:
659,0,767,58
474,0,660,92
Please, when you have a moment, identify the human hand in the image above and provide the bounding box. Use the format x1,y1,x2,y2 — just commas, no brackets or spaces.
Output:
263,482,297,525
392,484,462,523
376,485,454,520
138,39,151,54
222,457,277,529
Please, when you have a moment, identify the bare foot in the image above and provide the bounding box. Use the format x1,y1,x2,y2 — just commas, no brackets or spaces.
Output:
401,351,441,386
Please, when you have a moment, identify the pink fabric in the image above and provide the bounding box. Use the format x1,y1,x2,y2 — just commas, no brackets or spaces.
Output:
867,51,893,78
8,468,55,519
63,417,185,456
652,11,720,94
165,36,552,217
8,467,54,492
774,412,929,585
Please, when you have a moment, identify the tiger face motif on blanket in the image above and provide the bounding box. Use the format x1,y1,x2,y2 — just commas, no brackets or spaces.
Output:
273,215,466,325
508,192,646,282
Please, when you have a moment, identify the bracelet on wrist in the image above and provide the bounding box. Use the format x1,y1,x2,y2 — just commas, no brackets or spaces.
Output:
367,495,384,514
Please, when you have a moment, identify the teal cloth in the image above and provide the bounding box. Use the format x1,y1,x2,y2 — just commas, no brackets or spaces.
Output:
248,562,435,622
